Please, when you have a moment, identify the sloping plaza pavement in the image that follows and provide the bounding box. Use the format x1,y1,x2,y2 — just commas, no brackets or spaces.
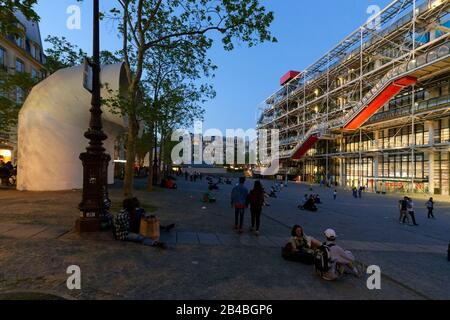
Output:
0,178,449,300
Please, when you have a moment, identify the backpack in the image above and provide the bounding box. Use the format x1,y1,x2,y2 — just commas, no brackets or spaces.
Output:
314,243,335,275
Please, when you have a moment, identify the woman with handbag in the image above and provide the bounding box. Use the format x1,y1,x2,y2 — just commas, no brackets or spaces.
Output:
247,181,265,236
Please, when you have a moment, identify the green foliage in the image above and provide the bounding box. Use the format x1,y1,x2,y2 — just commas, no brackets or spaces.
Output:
44,36,122,74
43,36,87,74
0,69,37,131
0,0,39,37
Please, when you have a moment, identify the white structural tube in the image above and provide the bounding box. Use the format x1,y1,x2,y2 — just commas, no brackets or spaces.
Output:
17,63,128,191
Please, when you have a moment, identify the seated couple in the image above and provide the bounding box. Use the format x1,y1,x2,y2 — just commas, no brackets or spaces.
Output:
283,226,359,281
113,197,175,249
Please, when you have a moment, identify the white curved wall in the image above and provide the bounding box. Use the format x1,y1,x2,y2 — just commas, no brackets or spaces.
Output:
17,63,127,191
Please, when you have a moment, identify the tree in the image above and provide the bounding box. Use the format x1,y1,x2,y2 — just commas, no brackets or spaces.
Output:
109,0,276,197
0,0,39,37
0,70,36,131
140,40,215,190
43,36,87,74
44,36,120,74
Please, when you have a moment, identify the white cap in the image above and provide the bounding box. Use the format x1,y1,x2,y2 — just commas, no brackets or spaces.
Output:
324,228,337,239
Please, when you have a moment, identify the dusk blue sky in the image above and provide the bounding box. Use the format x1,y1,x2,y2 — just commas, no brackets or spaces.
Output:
35,0,392,132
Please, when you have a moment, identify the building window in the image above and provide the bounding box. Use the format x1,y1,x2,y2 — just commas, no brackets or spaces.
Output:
15,59,24,73
16,87,24,104
31,68,39,79
0,47,6,68
30,45,36,58
15,36,24,49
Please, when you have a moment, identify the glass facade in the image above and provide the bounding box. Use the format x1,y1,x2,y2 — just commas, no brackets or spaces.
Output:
434,152,450,195
296,118,449,195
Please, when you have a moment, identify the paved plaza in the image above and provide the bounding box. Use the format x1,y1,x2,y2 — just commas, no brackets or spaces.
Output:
0,179,449,300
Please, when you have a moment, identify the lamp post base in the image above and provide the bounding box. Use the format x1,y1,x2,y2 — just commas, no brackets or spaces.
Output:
75,217,101,233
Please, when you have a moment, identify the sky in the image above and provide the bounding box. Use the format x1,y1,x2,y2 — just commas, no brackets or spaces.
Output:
35,0,393,133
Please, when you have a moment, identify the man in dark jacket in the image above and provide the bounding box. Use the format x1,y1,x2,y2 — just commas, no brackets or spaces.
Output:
231,177,249,234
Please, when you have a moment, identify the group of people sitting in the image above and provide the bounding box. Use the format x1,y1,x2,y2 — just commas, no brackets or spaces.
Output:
267,182,286,198
185,171,203,182
282,225,360,281
0,160,16,186
298,194,321,211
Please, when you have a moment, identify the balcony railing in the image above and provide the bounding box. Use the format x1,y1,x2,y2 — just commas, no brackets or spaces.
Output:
367,93,450,124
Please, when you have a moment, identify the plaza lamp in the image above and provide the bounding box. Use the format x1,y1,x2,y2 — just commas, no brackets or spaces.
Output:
76,0,111,232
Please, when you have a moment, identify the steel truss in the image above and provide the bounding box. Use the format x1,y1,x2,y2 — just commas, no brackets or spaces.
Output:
256,0,450,191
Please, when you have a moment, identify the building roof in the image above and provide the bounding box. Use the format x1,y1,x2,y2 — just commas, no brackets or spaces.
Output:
15,10,42,48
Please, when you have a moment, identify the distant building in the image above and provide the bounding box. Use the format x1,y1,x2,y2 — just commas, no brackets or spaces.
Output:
0,11,45,163
185,134,251,166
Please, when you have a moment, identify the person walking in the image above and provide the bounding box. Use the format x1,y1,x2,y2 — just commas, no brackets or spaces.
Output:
405,197,419,226
333,190,337,200
426,197,435,219
247,181,265,236
231,177,249,234
399,196,409,224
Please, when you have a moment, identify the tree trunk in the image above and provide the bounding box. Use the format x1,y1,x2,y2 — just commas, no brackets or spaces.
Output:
158,133,164,181
123,114,138,197
146,123,155,191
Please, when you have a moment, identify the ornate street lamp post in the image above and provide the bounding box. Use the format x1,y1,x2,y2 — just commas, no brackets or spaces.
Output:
76,0,111,232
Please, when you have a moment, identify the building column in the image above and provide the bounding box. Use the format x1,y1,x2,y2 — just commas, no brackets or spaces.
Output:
339,158,345,187
425,120,435,194
428,151,435,194
425,120,435,146
339,137,345,187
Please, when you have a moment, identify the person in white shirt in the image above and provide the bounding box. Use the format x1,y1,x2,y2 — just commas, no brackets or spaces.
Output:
321,229,360,281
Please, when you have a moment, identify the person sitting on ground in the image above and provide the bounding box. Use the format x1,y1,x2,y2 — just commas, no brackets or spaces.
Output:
166,178,177,190
315,194,322,204
282,225,320,264
113,198,167,249
290,225,321,252
302,194,309,205
302,195,318,211
317,229,359,281
268,186,277,198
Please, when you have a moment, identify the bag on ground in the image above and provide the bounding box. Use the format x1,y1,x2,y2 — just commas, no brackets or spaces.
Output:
281,243,315,265
140,216,160,240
